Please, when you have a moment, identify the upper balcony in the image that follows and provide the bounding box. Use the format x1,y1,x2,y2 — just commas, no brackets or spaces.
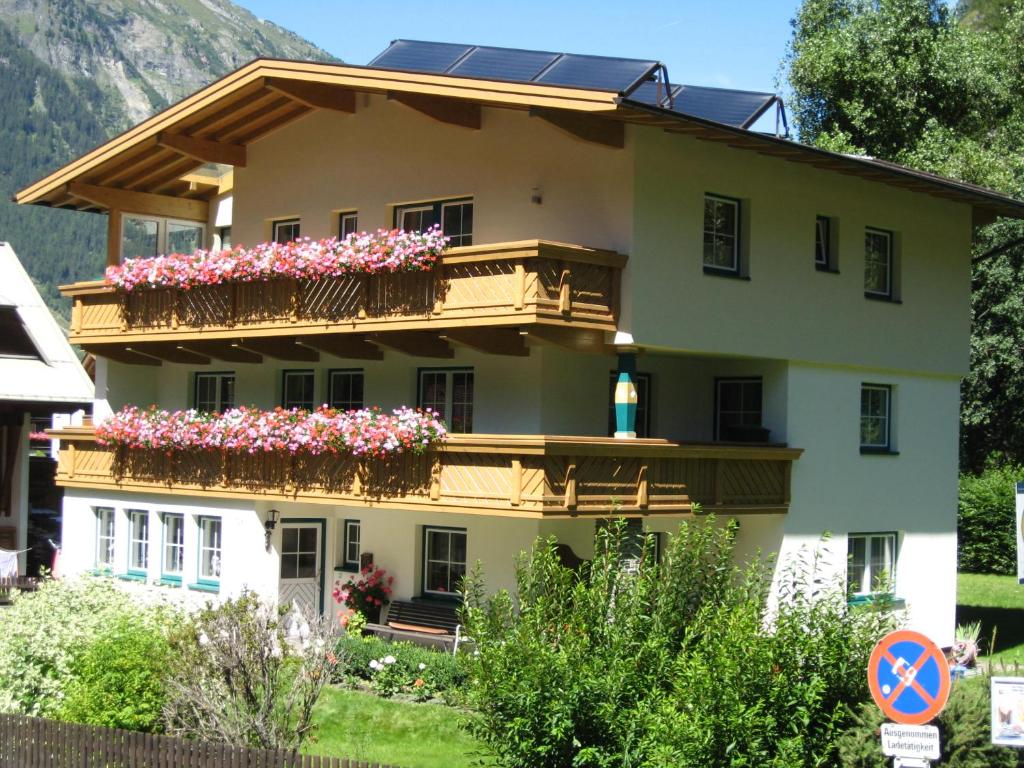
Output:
62,240,625,362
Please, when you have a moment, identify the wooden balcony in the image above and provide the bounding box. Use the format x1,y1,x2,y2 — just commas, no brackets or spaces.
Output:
51,429,801,518
61,241,626,357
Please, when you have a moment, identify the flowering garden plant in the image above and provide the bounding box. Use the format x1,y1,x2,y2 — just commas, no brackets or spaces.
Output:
105,226,449,292
96,405,446,457
333,566,394,621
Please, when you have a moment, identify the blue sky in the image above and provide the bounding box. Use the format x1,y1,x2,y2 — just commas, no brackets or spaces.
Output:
236,1,802,94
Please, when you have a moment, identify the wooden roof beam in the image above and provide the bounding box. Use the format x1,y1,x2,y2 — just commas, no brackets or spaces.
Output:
157,132,247,167
442,328,529,357
296,335,383,361
266,78,357,113
66,182,208,221
178,341,262,364
86,346,161,366
234,338,319,362
388,92,481,130
371,332,453,358
132,343,211,365
530,107,624,149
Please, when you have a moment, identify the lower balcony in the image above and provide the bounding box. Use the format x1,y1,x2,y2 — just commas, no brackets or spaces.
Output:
51,429,801,518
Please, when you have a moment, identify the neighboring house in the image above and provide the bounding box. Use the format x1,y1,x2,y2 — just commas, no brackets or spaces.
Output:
15,42,1024,644
0,242,94,573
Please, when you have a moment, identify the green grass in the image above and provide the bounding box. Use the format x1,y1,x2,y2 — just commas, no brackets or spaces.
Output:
306,687,484,768
957,572,1024,664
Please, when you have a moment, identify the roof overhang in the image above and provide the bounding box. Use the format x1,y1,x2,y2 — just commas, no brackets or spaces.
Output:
14,57,1024,223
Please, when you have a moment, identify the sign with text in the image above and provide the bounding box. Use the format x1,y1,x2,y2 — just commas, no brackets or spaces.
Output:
1016,483,1024,585
868,630,951,725
881,723,940,760
992,676,1024,747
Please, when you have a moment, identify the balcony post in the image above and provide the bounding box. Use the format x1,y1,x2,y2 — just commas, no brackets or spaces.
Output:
613,350,638,439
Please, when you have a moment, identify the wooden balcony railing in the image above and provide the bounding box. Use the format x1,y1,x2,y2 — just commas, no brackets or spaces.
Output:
61,241,626,346
51,429,801,518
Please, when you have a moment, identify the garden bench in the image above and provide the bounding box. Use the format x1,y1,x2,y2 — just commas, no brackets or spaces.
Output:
365,599,471,653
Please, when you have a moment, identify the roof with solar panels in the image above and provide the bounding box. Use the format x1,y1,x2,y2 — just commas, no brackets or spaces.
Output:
13,40,1023,220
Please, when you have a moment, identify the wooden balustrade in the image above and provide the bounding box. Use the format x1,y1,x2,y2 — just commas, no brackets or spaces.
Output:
61,240,626,347
50,428,801,518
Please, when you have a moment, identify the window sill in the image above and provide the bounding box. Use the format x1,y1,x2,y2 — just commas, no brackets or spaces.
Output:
848,593,906,610
815,264,840,274
157,575,182,587
335,564,360,574
703,266,750,280
864,292,902,304
187,581,220,594
118,572,147,583
860,447,899,456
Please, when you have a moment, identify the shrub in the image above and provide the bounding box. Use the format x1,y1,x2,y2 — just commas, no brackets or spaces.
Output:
837,675,1017,767
959,463,1021,574
462,518,895,768
60,616,171,732
0,575,178,718
334,634,467,699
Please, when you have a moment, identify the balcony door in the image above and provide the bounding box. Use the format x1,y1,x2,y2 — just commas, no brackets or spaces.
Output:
279,520,325,614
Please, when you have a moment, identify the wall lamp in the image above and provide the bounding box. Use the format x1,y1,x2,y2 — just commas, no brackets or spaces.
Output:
265,509,280,551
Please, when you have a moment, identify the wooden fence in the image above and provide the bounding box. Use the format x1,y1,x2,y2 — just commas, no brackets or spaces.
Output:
0,714,402,768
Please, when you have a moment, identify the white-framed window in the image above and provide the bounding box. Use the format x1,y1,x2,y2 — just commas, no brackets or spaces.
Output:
703,194,740,274
194,372,235,413
199,517,222,582
328,369,364,411
860,384,892,451
215,226,232,251
95,507,115,568
848,532,897,596
128,509,149,574
282,369,315,410
339,211,358,238
395,198,473,246
343,519,361,571
423,526,467,596
273,218,301,244
418,368,473,433
162,513,184,581
607,372,652,438
864,228,893,298
715,378,764,441
121,215,205,260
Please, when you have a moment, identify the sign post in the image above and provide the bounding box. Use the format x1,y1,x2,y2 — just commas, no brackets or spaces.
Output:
868,629,951,767
1016,482,1024,585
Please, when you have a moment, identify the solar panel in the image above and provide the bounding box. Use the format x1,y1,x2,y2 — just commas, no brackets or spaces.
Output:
533,53,658,91
449,47,559,82
627,81,682,109
673,85,777,128
369,40,474,73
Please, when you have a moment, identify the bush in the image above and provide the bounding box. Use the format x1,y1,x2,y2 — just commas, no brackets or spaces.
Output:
0,575,179,718
837,675,1019,767
959,463,1021,574
60,616,171,732
462,518,895,768
334,634,467,699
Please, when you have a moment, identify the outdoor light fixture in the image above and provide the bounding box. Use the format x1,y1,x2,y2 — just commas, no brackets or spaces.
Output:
264,509,280,551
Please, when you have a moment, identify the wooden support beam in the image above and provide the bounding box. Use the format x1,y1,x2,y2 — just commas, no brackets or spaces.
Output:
67,182,208,222
106,209,121,268
157,132,247,167
235,338,319,362
530,108,624,148
133,343,211,365
179,341,262,364
266,78,357,113
442,328,529,357
86,346,162,366
370,332,453,358
297,335,383,361
388,92,481,130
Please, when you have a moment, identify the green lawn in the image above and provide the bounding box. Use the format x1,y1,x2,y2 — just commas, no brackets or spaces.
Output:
957,572,1024,664
306,686,484,768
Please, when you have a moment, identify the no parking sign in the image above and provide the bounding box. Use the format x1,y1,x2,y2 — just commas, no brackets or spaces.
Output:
868,630,951,726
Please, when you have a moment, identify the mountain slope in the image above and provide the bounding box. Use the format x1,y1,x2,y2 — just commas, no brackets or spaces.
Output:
0,0,335,318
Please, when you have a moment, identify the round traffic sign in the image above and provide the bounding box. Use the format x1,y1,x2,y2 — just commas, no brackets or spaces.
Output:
868,630,951,725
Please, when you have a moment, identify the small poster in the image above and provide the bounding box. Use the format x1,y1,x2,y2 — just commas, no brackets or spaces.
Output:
1017,483,1024,585
992,677,1024,747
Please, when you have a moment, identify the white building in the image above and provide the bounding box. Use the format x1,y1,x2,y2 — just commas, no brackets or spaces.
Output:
16,42,1023,644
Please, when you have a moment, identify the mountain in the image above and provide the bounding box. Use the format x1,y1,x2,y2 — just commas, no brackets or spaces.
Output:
0,0,336,319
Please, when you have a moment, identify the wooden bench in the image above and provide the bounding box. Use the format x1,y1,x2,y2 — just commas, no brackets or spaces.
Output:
365,599,469,652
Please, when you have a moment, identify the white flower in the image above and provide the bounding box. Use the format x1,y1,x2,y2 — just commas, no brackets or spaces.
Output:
198,632,210,647
384,655,396,665
418,662,426,671
369,659,380,670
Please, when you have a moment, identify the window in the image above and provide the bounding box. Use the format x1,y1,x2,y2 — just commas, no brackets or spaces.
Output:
121,215,204,260
865,228,893,298
607,372,651,438
199,517,222,582
216,226,232,251
860,384,892,451
848,532,897,596
282,370,315,410
703,194,740,274
716,378,764,441
418,368,474,433
815,215,837,271
0,308,40,358
395,198,473,246
281,526,318,579
162,513,184,582
194,372,235,413
273,219,301,244
95,507,115,568
128,510,149,574
339,211,358,238
423,527,466,596
328,369,364,411
343,520,361,571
